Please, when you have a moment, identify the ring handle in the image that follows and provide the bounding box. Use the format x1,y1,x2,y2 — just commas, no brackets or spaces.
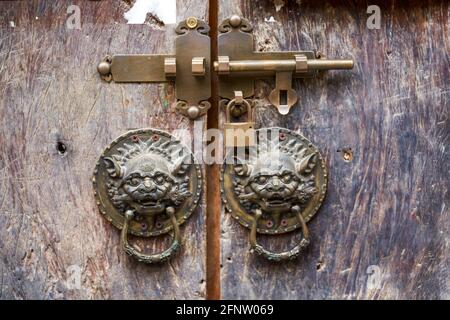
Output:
249,206,310,261
121,207,181,263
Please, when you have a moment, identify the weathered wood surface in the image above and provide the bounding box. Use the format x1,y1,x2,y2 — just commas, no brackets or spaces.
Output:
0,0,208,299
219,0,449,299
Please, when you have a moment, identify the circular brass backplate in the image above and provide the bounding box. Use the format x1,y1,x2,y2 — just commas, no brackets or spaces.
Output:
93,129,202,237
221,127,327,235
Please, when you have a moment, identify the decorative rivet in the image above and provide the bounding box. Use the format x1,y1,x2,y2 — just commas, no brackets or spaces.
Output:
229,15,241,28
187,106,200,119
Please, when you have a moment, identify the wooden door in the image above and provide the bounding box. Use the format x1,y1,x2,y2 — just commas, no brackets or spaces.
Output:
0,0,448,301
218,0,449,299
0,0,207,299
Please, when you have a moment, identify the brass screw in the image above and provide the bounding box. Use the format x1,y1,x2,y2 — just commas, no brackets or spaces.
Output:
186,17,198,29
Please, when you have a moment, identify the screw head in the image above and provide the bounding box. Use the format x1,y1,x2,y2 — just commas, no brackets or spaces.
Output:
97,61,111,76
186,17,198,29
187,106,200,119
229,15,241,28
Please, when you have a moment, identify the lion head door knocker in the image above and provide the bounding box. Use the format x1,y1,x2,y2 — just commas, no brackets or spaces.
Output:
93,129,202,263
221,128,327,261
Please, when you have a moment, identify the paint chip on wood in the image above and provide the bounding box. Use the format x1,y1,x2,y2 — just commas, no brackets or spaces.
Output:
124,0,176,25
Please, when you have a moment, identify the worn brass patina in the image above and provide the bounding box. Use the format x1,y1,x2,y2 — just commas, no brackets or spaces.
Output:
93,129,202,263
221,127,327,261
97,18,211,119
215,15,354,114
97,15,353,119
93,15,354,264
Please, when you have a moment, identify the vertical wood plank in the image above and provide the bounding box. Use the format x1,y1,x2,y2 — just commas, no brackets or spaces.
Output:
219,0,449,299
0,0,208,299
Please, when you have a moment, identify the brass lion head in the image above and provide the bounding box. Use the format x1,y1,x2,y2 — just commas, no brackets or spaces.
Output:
233,143,317,214
103,137,191,215
222,128,327,234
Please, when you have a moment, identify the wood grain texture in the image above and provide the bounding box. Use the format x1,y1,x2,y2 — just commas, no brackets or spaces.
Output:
0,0,208,299
206,0,221,300
219,0,449,299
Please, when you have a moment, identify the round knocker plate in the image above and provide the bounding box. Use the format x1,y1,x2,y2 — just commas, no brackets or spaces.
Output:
221,127,327,235
93,128,202,237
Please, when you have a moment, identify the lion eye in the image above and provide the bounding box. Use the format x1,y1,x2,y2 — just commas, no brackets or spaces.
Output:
155,175,165,184
257,176,267,184
129,177,140,186
282,174,292,183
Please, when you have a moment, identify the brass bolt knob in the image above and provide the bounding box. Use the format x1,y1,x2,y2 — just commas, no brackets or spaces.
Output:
97,61,111,76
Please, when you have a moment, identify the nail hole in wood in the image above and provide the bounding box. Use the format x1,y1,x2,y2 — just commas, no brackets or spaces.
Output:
56,141,67,156
316,260,325,271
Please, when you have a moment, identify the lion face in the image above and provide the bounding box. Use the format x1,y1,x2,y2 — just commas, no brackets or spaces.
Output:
248,170,299,212
103,140,192,216
121,170,174,213
233,149,318,215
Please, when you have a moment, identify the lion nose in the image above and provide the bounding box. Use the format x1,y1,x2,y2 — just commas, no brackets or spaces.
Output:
268,177,283,191
143,178,156,191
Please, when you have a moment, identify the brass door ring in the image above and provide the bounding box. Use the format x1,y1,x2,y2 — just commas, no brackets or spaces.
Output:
93,129,202,264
